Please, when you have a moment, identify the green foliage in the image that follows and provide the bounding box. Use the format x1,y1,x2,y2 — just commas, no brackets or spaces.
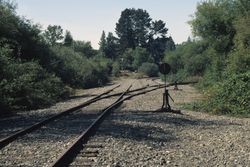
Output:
105,32,119,60
189,0,236,53
115,8,174,64
112,61,120,77
0,47,68,112
132,47,153,70
164,40,209,79
119,47,153,71
43,25,64,46
116,8,151,51
164,0,250,116
120,48,134,71
99,32,119,60
138,63,159,77
98,31,107,53
0,0,113,113
73,41,97,58
0,6,46,61
227,15,250,74
87,57,110,87
0,1,18,40
64,30,73,47
203,72,250,116
50,46,110,88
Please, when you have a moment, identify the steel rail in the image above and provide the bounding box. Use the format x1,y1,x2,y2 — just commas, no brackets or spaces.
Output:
51,81,198,166
51,85,133,167
0,84,120,150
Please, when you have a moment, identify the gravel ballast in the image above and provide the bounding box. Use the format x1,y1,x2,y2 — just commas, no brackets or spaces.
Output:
0,77,249,166
90,80,250,166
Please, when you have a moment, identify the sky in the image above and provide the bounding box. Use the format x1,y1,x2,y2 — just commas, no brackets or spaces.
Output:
15,0,201,49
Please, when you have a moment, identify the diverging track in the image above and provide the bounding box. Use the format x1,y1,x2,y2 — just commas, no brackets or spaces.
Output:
52,84,171,167
0,80,196,166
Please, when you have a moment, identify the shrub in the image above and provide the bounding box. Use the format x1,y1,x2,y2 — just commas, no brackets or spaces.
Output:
138,63,159,77
86,57,110,87
0,54,68,113
120,48,134,71
132,47,153,70
112,61,120,77
50,46,110,88
202,72,250,116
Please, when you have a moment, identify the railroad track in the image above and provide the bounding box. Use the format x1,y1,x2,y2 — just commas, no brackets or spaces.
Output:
0,84,121,150
0,80,197,166
0,83,156,150
0,84,132,166
51,84,170,167
0,82,160,166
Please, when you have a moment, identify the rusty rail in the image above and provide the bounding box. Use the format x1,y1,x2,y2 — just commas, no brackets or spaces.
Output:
51,82,191,167
51,85,132,167
0,84,120,150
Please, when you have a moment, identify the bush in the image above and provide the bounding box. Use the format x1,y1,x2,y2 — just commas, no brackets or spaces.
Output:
132,47,153,70
112,61,120,77
202,72,250,116
0,52,68,112
120,48,134,71
50,46,110,88
85,57,110,87
138,63,159,77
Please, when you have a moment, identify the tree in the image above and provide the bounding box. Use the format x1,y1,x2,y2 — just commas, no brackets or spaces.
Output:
147,20,169,63
0,0,18,40
132,47,152,70
166,36,176,51
115,8,172,64
64,30,73,46
43,25,63,46
73,41,97,58
189,0,236,54
120,48,134,70
0,1,45,61
98,31,107,53
104,32,119,60
115,8,151,52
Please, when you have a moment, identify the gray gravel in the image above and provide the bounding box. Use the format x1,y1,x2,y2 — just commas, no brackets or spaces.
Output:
0,78,148,166
89,82,250,167
1,78,249,167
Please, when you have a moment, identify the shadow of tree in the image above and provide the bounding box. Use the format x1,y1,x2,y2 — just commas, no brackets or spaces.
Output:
0,108,241,147
94,109,241,147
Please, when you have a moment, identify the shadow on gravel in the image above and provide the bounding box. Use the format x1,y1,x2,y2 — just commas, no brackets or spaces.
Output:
115,111,241,127
0,109,241,147
99,120,176,146
96,110,241,146
2,111,103,144
0,112,55,140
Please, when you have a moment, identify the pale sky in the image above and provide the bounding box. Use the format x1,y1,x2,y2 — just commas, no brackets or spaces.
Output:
15,0,201,49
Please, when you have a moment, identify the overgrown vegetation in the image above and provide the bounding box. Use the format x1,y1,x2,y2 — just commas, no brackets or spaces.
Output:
164,0,250,116
138,63,159,77
2,1,176,114
0,1,111,114
3,0,247,117
99,8,175,73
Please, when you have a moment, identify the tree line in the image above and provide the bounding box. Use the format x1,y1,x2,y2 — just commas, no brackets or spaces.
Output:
164,0,249,116
0,1,174,114
98,8,175,74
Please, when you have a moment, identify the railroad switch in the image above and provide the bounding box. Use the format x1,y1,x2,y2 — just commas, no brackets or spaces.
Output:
158,63,182,114
159,88,181,114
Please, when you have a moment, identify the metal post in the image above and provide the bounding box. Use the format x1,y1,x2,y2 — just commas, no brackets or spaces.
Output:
158,63,182,114
161,74,172,112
